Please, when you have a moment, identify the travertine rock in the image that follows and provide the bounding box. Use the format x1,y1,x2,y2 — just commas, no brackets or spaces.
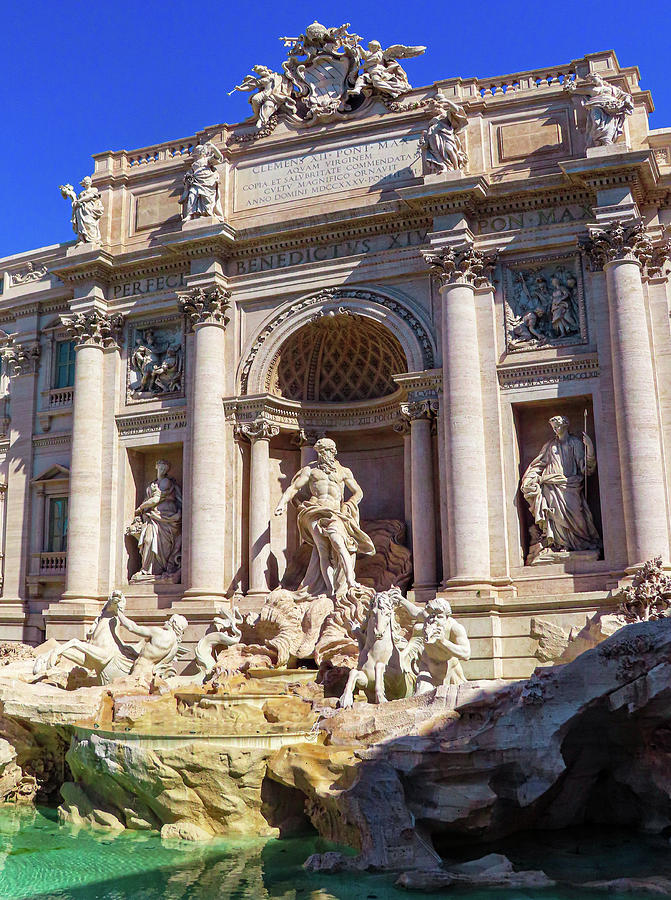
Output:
397,854,556,891
268,619,671,871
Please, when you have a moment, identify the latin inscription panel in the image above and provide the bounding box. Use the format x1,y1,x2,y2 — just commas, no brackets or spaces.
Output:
234,134,423,210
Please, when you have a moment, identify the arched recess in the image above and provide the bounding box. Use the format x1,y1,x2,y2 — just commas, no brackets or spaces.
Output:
239,287,436,396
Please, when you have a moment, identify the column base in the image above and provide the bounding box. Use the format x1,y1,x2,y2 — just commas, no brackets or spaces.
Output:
180,588,227,605
438,577,518,607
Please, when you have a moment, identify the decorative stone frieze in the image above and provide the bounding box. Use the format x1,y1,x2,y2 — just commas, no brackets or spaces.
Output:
497,356,600,390
236,418,280,442
3,342,41,377
11,263,48,286
61,310,125,348
422,244,498,288
581,219,654,271
179,285,231,329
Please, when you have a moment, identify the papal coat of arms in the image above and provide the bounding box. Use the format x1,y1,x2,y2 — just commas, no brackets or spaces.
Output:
229,21,425,132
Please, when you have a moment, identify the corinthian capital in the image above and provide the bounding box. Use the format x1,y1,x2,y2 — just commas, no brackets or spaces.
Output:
422,244,498,288
581,219,655,271
179,285,231,329
237,417,279,442
60,310,125,348
3,341,41,377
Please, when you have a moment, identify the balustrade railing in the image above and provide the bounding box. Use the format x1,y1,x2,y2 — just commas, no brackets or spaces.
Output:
39,552,67,574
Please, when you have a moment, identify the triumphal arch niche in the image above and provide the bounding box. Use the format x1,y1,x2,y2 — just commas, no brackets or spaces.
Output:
1,18,671,679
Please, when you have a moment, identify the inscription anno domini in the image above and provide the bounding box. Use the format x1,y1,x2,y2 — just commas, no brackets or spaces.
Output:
235,135,423,209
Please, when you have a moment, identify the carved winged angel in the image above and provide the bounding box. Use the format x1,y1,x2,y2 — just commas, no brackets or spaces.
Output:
230,65,297,130
356,40,425,99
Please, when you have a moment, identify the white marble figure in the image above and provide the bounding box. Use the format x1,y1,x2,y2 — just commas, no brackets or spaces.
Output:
273,437,375,598
565,73,634,147
32,591,136,684
521,416,601,559
355,40,425,99
195,605,244,677
115,598,189,679
127,460,182,581
420,92,468,173
401,597,471,693
180,142,223,221
229,65,297,130
59,177,104,244
338,587,412,707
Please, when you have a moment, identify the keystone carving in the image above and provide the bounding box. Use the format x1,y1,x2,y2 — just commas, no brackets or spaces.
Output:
179,286,231,329
61,310,125,348
422,244,498,288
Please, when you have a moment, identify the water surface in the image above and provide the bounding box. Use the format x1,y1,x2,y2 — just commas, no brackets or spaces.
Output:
0,806,668,899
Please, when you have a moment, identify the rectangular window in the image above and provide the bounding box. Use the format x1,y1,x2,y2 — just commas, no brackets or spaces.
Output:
47,497,68,552
54,340,76,389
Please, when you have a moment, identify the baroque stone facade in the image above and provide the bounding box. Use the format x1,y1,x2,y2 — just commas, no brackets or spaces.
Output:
1,39,671,681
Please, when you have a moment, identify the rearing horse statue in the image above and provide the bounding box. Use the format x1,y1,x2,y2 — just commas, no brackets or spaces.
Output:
33,591,137,684
338,587,413,708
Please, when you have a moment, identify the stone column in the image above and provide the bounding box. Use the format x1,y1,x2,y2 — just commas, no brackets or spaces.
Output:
584,220,671,566
295,429,325,468
61,311,124,602
240,418,279,597
393,418,413,546
400,399,438,594
423,244,497,585
2,341,40,602
180,286,231,602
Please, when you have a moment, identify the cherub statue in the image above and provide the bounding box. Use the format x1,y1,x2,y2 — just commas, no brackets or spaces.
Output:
355,40,425,99
420,92,468,173
59,177,104,244
180,141,223,221
565,73,634,147
229,65,297,130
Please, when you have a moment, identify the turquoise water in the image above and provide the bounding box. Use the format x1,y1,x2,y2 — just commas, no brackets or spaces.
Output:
0,806,669,900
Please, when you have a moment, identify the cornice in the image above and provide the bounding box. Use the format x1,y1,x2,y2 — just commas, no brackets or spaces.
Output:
224,390,406,431
49,249,116,285
560,149,661,204
497,354,600,389
115,406,187,437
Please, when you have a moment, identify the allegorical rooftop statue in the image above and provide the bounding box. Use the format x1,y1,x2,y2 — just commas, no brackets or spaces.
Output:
59,176,104,244
273,437,375,598
565,73,633,147
180,141,224,221
521,415,601,562
420,91,469,173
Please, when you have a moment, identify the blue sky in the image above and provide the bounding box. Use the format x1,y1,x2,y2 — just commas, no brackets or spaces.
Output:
1,0,667,257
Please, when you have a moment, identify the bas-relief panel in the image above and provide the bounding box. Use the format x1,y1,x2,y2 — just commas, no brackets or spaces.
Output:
127,321,184,403
502,255,587,353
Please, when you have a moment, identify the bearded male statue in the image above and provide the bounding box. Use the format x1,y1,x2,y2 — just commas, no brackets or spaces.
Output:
274,437,375,599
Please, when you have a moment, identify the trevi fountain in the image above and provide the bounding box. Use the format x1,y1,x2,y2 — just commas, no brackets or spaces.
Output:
0,18,671,900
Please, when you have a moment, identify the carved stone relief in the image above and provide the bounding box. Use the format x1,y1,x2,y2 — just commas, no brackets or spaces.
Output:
503,256,587,351
228,21,425,136
128,321,184,401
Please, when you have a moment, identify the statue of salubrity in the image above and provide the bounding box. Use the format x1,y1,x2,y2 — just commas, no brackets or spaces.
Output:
521,415,601,563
